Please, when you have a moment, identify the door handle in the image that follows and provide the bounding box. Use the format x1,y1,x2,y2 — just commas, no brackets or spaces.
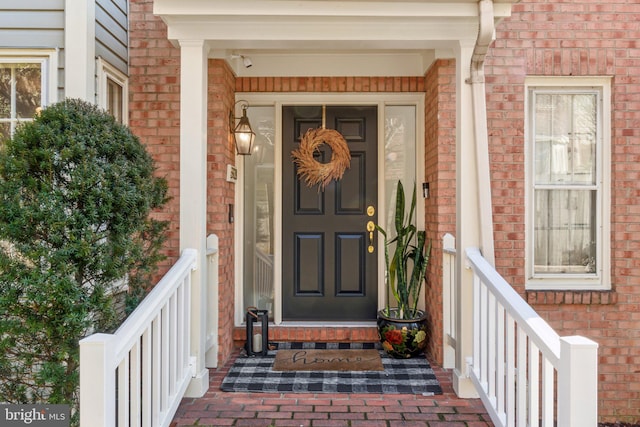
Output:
366,221,375,253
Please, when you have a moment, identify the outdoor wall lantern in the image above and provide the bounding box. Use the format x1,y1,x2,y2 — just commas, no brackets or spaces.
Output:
229,100,255,155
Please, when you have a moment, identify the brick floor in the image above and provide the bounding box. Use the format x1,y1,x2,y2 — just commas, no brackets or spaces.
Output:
171,350,494,427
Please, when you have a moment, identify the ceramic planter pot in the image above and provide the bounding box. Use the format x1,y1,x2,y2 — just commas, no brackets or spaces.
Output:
377,309,429,358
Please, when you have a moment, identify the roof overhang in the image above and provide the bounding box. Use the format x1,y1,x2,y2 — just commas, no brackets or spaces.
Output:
153,0,517,76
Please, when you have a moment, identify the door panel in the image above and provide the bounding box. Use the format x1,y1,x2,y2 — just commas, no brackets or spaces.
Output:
282,105,378,321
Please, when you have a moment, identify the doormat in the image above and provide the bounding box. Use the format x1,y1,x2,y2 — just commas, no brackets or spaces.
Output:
273,349,383,371
220,342,443,395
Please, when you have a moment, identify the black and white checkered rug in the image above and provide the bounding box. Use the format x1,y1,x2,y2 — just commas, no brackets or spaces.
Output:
220,342,443,395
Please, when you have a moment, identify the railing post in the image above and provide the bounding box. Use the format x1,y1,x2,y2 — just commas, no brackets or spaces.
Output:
442,233,456,370
79,333,115,427
205,234,219,368
558,336,599,427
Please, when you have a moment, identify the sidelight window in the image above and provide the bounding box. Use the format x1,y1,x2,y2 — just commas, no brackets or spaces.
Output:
242,106,276,315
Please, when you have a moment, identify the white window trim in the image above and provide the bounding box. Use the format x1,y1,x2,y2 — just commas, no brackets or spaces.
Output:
96,57,129,125
0,48,58,107
524,76,611,291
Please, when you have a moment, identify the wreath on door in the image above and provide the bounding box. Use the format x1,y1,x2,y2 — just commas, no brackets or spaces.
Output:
291,128,351,191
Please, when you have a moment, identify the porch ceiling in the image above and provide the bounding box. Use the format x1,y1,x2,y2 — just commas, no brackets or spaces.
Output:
154,0,517,76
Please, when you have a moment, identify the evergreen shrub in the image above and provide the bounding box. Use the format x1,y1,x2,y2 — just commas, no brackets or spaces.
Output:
0,99,168,420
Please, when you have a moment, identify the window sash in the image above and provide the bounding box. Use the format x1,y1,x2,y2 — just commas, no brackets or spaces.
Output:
0,59,48,139
106,77,124,123
97,58,128,124
533,92,597,186
533,188,597,275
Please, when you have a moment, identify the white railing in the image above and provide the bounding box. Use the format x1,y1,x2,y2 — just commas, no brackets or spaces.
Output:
465,247,598,427
79,248,198,427
442,233,457,369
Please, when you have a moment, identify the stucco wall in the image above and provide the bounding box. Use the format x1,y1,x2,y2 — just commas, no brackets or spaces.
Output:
486,0,640,422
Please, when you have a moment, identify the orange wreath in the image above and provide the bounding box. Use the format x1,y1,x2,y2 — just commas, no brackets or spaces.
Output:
291,128,351,191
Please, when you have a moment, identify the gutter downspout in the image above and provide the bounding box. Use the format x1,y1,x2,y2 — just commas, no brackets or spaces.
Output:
466,0,496,266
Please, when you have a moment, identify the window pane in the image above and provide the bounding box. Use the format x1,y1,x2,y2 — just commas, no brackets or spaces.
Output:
0,122,9,141
107,77,123,123
534,189,596,274
0,67,10,118
243,106,275,317
534,93,596,185
15,64,41,119
384,105,416,238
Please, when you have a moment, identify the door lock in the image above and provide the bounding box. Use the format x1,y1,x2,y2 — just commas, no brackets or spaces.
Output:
366,220,375,253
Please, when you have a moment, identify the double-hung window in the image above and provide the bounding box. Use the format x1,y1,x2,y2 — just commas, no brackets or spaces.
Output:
526,77,611,290
97,58,128,124
0,53,55,140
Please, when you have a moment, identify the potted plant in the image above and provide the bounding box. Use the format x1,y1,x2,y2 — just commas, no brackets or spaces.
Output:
376,180,432,358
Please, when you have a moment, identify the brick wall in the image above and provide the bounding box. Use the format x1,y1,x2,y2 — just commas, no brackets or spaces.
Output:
424,59,457,365
235,76,425,93
129,0,181,277
207,60,237,365
486,0,640,422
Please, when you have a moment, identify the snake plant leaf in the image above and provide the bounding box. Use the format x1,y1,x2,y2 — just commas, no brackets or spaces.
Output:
376,180,431,320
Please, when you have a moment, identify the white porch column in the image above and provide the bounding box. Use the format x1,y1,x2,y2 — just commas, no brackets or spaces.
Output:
64,0,95,101
179,39,210,398
453,40,481,398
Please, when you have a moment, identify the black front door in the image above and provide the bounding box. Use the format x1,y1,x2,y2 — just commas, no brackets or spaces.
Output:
282,105,378,321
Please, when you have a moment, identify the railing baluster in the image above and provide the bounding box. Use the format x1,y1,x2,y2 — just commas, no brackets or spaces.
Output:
528,342,540,427
505,314,515,427
169,293,178,396
542,357,554,427
488,292,496,401
496,302,505,418
176,283,184,381
473,273,481,380
151,315,161,427
182,276,191,375
142,328,152,427
516,327,527,427
130,340,141,427
161,305,170,413
118,356,130,427
480,280,488,390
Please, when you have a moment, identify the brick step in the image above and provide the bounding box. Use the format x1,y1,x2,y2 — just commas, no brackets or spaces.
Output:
232,325,379,348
